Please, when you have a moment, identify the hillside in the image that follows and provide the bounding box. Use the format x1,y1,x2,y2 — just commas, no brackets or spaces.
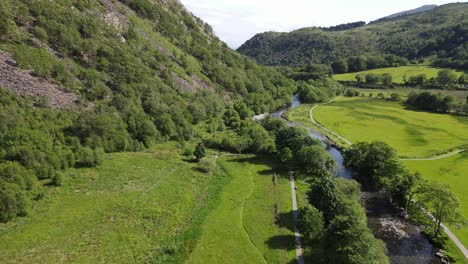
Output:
0,0,296,223
237,3,468,70
379,5,437,20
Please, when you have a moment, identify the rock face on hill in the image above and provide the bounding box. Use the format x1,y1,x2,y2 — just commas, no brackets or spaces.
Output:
237,3,468,69
0,50,78,108
0,0,295,114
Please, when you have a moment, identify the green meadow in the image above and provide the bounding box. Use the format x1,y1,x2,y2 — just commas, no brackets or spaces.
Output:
404,152,468,249
187,156,296,264
0,144,228,263
333,65,464,84
291,97,468,158
289,96,468,262
0,145,299,263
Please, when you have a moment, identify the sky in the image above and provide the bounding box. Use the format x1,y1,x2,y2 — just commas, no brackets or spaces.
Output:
180,0,461,49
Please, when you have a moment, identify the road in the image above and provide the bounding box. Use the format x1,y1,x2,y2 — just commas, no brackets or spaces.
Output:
289,173,304,264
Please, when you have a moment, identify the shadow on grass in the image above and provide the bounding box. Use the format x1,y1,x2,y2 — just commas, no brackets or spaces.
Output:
265,235,296,250
276,211,295,232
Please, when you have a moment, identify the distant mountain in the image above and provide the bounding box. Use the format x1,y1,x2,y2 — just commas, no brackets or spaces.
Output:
381,4,438,20
238,3,468,70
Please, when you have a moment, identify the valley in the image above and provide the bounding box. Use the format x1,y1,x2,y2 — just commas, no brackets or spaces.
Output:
0,0,467,263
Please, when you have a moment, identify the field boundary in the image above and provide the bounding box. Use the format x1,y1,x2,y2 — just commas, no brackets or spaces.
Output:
309,98,353,146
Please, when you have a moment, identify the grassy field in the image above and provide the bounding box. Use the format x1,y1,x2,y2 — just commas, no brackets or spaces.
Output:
288,97,468,261
0,143,228,263
291,97,468,157
404,152,468,251
187,156,296,264
333,65,464,84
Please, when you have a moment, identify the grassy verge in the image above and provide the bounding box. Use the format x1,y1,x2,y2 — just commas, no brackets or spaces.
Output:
0,143,228,263
405,152,468,256
187,155,296,264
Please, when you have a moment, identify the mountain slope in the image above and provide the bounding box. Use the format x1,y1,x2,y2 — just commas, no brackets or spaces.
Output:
381,4,437,19
238,3,468,69
0,0,296,223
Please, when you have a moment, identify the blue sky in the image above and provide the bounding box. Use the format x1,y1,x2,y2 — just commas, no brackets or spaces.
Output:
180,0,462,49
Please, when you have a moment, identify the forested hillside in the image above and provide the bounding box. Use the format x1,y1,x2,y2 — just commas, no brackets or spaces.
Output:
238,3,468,70
0,0,296,222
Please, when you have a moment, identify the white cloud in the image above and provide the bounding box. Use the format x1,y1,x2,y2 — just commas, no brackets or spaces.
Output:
180,0,462,49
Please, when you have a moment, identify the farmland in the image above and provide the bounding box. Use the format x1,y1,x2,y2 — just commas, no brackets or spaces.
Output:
289,97,468,158
333,65,464,84
404,152,468,249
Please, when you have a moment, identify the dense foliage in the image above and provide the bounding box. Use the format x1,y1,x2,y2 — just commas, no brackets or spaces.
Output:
238,3,468,70
344,142,464,237
406,91,466,113
0,0,298,222
0,88,104,222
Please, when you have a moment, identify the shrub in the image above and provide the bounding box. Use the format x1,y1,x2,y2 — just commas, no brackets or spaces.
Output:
197,157,217,174
51,171,64,186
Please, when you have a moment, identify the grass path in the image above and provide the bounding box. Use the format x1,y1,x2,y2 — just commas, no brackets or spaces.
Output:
187,156,295,264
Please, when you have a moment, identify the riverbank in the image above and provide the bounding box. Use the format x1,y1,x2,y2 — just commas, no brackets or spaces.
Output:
271,95,442,263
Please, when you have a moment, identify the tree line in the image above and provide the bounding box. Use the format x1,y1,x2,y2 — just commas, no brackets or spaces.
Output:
344,142,464,241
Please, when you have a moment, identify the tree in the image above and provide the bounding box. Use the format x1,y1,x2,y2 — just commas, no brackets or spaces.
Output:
296,145,336,177
458,74,467,85
194,142,206,161
297,204,325,242
420,182,463,237
382,73,393,86
325,213,389,264
437,69,457,87
332,60,348,74
308,176,340,223
390,93,401,101
365,73,380,85
344,141,403,188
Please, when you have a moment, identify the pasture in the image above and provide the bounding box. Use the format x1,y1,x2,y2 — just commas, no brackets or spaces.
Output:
187,156,296,264
290,97,468,157
333,65,464,84
0,143,228,263
404,152,468,250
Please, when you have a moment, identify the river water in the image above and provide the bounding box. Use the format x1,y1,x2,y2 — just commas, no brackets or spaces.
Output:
268,95,439,264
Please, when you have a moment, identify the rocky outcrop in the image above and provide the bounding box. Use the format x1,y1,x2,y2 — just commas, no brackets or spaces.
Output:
0,50,78,108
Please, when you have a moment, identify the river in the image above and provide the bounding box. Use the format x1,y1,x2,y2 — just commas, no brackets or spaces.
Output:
268,95,439,264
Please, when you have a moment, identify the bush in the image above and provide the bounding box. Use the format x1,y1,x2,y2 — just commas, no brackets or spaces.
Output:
390,93,402,101
51,171,64,186
197,157,217,174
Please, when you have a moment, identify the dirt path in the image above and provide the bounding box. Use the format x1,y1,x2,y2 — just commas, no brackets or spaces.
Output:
289,173,304,264
309,99,353,146
442,224,468,260
400,149,465,161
